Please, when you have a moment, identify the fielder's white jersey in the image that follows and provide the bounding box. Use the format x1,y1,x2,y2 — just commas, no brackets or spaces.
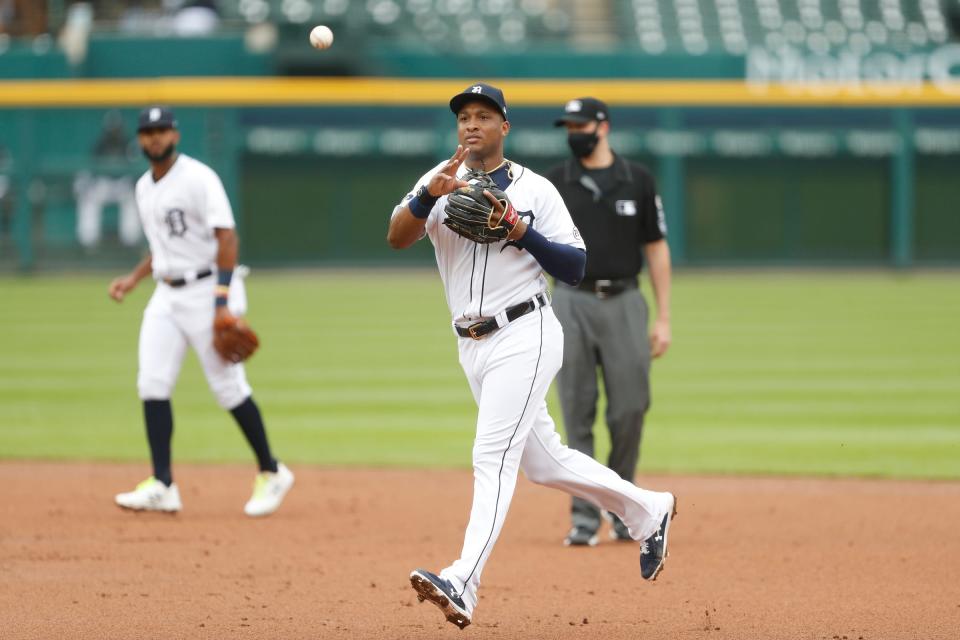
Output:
135,154,235,279
396,160,585,324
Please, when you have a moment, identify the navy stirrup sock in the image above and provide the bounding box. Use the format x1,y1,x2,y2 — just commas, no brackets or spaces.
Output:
143,399,174,486
230,397,278,473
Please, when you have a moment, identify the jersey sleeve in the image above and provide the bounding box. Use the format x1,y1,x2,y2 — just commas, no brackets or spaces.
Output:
202,166,236,229
531,176,586,250
638,167,667,243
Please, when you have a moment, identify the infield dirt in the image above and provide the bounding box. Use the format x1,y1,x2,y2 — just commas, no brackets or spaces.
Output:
2,462,958,639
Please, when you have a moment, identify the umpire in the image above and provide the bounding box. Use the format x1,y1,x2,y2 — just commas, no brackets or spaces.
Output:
547,97,673,546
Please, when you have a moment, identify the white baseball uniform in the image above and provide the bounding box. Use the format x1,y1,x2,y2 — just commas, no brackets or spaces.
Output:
135,153,251,409
396,161,675,615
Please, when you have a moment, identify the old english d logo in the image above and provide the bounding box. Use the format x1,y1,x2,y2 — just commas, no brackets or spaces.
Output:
165,208,188,237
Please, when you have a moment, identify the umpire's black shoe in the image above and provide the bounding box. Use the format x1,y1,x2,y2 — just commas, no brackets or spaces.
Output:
410,569,471,629
607,512,633,542
563,525,599,547
640,494,678,581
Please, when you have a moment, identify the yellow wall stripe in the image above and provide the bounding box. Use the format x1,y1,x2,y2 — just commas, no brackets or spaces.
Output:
1,77,959,107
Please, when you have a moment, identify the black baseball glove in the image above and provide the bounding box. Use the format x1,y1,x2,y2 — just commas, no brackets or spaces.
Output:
443,170,519,244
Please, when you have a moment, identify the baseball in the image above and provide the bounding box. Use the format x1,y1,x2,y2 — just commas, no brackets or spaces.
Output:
309,25,334,50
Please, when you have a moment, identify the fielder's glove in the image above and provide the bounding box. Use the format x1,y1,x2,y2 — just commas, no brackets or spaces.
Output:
213,313,260,363
443,170,519,244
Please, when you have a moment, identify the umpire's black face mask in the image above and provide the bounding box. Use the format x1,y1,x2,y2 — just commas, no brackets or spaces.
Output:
567,126,600,158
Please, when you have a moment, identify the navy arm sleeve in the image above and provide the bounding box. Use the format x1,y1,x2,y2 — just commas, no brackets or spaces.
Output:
515,226,586,286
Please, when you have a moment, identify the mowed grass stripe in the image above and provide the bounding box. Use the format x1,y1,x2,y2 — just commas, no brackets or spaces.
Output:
1,270,958,479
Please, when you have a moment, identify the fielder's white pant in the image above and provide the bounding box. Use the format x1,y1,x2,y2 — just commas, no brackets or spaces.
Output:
137,272,251,409
440,304,674,615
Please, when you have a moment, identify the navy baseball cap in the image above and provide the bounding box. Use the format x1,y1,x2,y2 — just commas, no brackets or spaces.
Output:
449,83,508,121
137,106,178,131
554,97,609,126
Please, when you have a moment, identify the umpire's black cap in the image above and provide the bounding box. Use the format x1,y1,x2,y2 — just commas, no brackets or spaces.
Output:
554,97,609,126
137,106,178,132
449,83,508,121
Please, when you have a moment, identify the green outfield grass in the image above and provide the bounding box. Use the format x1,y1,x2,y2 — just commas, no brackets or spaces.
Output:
1,270,958,479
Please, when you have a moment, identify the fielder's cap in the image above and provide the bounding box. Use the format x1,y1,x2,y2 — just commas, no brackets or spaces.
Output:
137,106,178,132
554,97,609,126
449,83,508,121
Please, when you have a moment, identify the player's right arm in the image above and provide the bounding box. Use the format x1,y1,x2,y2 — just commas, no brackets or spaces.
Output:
387,145,469,249
108,253,152,302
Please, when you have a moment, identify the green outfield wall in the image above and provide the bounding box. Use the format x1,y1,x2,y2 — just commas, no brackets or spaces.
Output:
1,78,958,270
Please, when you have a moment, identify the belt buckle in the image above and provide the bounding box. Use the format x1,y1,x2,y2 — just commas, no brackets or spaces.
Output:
467,324,484,340
595,279,612,299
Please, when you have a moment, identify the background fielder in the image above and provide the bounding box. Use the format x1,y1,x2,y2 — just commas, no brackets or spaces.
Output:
387,83,678,629
108,106,294,517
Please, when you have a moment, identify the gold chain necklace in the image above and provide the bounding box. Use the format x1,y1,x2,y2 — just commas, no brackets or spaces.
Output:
486,158,513,179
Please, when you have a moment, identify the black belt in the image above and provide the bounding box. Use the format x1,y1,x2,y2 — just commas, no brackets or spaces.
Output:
456,293,549,340
163,269,213,288
576,277,637,298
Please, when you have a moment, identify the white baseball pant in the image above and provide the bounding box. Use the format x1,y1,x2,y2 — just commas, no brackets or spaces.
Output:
439,304,674,614
137,271,251,409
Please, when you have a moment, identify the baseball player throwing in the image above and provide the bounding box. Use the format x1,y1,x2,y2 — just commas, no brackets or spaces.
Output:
109,106,293,517
387,83,678,629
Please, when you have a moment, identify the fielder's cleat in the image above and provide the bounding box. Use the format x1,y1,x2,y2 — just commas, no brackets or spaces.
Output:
409,569,471,630
244,462,295,517
563,525,599,547
640,493,678,581
115,477,182,513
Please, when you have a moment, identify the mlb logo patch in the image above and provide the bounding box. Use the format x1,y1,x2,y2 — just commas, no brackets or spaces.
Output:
615,200,637,216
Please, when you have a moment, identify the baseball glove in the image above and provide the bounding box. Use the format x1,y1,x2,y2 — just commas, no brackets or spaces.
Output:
443,171,519,244
213,314,260,363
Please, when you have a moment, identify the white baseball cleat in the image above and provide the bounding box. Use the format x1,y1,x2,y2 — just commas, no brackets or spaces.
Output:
115,477,182,513
244,463,294,517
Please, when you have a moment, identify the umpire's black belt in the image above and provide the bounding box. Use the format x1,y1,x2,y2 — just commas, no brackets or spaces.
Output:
456,293,549,340
576,276,637,298
163,268,213,288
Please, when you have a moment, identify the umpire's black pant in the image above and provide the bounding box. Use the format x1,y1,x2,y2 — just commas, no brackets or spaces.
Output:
552,284,652,534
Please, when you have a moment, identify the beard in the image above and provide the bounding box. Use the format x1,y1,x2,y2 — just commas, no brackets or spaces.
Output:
141,142,176,162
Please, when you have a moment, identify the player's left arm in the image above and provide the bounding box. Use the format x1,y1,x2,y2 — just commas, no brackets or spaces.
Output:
211,225,259,362
510,223,585,286
203,167,240,318
213,227,238,318
493,181,585,286
643,239,672,358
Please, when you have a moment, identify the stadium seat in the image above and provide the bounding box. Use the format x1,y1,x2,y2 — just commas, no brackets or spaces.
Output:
222,0,573,50
183,0,960,55
624,0,956,55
